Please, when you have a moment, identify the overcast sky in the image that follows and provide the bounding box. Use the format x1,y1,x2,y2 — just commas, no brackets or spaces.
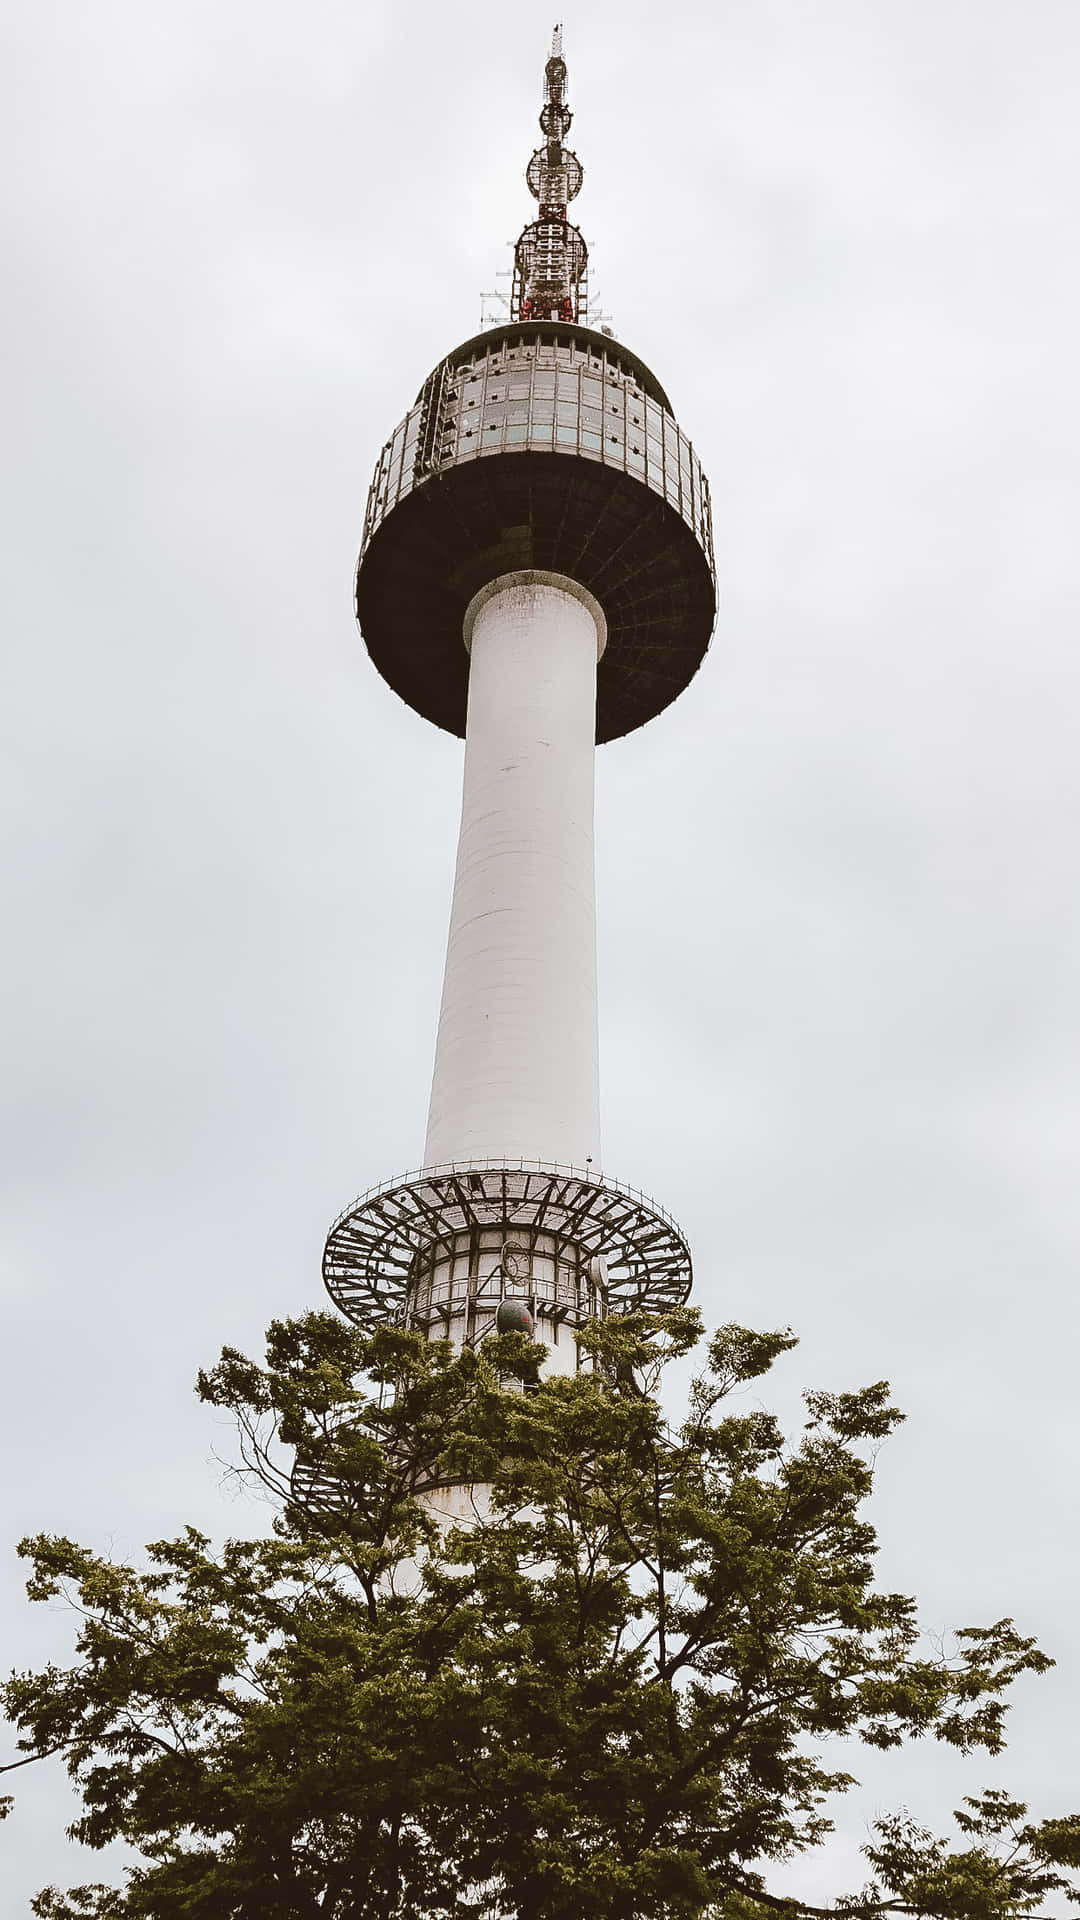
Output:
3,0,1079,1909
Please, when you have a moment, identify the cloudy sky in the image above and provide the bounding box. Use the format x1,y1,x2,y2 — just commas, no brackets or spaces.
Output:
3,0,1079,1908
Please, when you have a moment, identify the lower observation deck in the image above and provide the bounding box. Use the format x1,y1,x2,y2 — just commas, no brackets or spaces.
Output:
323,1158,693,1335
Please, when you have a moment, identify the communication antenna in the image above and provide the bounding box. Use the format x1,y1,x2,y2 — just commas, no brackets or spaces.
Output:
510,23,589,325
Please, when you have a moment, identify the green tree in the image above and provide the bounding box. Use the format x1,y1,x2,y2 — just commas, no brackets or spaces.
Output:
3,1310,1078,1917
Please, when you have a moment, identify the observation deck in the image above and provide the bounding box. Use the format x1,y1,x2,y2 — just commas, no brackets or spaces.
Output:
356,320,716,744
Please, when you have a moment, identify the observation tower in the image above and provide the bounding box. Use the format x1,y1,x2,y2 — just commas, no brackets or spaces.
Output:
323,29,715,1480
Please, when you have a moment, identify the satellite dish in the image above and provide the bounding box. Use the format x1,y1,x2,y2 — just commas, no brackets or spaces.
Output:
501,1240,526,1282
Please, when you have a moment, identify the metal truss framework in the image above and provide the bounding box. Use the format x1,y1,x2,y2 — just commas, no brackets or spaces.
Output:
322,1159,693,1332
512,28,588,324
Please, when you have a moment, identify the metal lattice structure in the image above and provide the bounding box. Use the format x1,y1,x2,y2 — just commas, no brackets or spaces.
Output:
323,1161,693,1336
297,1154,694,1516
512,27,588,324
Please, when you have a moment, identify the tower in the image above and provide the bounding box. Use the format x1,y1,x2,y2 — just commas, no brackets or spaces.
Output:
323,29,715,1514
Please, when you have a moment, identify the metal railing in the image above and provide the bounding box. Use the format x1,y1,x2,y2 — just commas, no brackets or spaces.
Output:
326,1154,687,1246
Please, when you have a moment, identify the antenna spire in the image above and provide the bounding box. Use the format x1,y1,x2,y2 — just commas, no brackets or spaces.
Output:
511,25,588,324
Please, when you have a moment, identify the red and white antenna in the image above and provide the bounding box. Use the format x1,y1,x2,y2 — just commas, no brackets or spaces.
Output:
511,25,588,323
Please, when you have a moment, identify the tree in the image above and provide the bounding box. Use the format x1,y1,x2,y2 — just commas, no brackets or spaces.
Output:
3,1309,1078,1918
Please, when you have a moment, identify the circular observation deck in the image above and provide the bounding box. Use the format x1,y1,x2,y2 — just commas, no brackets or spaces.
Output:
323,1160,693,1337
356,322,716,744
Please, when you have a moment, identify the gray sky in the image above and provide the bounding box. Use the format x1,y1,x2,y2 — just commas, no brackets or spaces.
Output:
3,0,1079,1908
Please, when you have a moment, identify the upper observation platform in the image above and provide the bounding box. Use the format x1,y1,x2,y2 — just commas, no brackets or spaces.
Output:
355,320,716,744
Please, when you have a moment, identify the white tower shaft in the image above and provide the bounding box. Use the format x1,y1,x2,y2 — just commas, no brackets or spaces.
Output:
424,572,605,1170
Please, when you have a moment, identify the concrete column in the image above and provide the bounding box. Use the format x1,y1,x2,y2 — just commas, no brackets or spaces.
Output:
424,571,604,1169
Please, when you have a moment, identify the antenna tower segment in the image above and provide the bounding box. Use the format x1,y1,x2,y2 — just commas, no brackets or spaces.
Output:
512,24,588,324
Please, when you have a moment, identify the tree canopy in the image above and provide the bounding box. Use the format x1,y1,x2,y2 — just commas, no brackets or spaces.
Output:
3,1308,1078,1918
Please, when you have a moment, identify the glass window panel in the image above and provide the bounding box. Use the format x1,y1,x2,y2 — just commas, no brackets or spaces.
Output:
556,422,578,444
581,430,603,451
556,371,578,394
556,402,578,425
528,419,554,441
582,376,602,403
506,401,529,423
505,422,528,443
508,375,531,396
533,372,556,395
580,407,602,432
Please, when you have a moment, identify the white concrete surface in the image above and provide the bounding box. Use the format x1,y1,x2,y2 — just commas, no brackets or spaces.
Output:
424,571,604,1169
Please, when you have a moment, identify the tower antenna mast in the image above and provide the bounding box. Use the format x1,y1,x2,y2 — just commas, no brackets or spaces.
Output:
512,23,588,324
